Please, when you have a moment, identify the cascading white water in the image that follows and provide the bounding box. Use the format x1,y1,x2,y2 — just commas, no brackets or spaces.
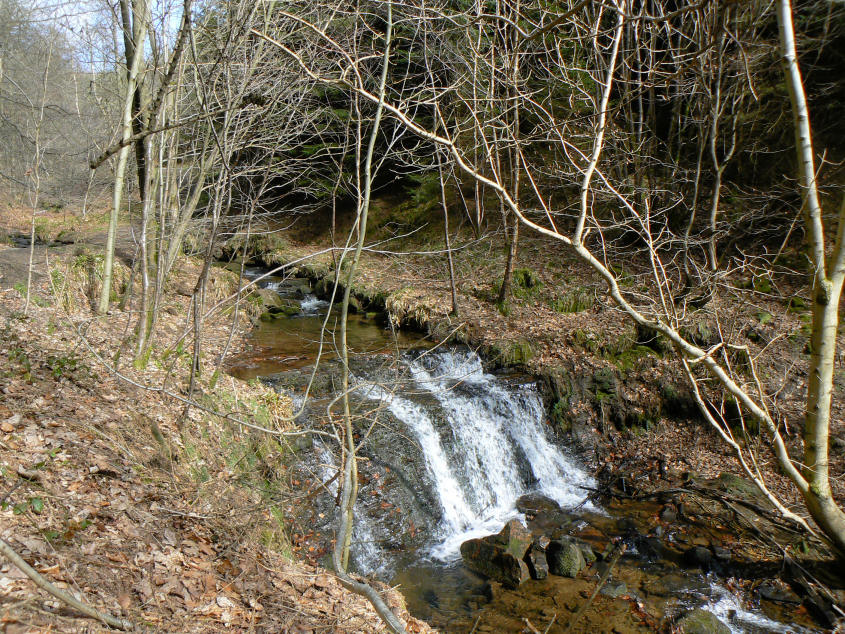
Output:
313,441,386,573
300,294,329,314
359,348,595,561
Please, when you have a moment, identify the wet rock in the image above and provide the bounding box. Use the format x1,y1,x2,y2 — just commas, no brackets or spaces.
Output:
635,536,665,560
642,573,708,598
600,581,627,598
516,493,563,517
532,535,551,553
524,548,549,580
659,505,677,523
547,538,586,578
676,608,730,634
259,299,301,321
712,545,731,564
496,519,533,558
460,520,532,588
683,546,713,570
758,581,801,604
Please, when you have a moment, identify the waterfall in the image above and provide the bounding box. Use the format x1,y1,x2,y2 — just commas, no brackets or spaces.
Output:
358,348,595,563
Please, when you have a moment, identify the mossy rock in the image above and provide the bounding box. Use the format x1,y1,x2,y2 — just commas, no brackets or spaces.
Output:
547,538,586,578
488,340,536,367
549,399,571,433
676,609,730,634
259,300,300,321
592,367,618,397
680,320,719,348
788,296,808,313
716,472,765,502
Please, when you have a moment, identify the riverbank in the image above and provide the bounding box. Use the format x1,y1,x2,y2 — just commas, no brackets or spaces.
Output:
220,203,845,512
0,204,430,632
215,203,845,629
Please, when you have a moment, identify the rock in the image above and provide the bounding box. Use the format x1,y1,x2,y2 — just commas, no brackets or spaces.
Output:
496,519,534,558
600,581,627,598
659,505,677,523
524,548,549,580
516,494,563,517
676,609,731,634
259,300,301,321
547,538,586,578
716,472,764,501
758,581,801,604
578,542,596,564
532,535,550,553
460,520,533,588
684,546,713,570
712,545,731,564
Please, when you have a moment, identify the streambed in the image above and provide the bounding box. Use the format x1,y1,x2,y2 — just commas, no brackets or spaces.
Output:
226,271,819,633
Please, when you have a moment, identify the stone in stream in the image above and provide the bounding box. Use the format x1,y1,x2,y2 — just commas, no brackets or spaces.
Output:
524,536,551,580
516,493,563,516
460,520,532,588
547,537,586,578
683,545,714,570
676,608,731,634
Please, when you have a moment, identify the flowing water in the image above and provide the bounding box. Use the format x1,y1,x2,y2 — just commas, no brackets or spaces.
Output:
226,272,819,633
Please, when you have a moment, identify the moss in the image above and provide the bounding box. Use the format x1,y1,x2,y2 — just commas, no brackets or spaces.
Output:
752,276,773,294
548,286,594,313
487,339,535,367
550,399,571,433
788,296,809,313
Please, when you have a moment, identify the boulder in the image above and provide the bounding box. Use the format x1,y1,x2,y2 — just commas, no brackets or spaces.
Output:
676,609,730,634
547,538,586,578
259,299,301,321
516,494,563,517
496,519,533,558
460,520,532,588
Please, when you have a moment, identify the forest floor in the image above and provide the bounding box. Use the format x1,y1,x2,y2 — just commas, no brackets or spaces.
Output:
0,203,431,633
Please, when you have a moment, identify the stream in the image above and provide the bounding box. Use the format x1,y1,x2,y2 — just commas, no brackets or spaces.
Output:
226,271,817,633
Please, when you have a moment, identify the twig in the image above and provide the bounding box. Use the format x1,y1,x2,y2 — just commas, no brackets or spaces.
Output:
563,544,626,633
523,617,541,634
0,537,133,630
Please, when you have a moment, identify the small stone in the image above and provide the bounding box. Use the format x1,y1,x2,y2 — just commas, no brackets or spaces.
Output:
659,505,677,523
684,546,713,570
532,535,551,553
524,548,549,580
712,545,731,563
599,581,627,598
